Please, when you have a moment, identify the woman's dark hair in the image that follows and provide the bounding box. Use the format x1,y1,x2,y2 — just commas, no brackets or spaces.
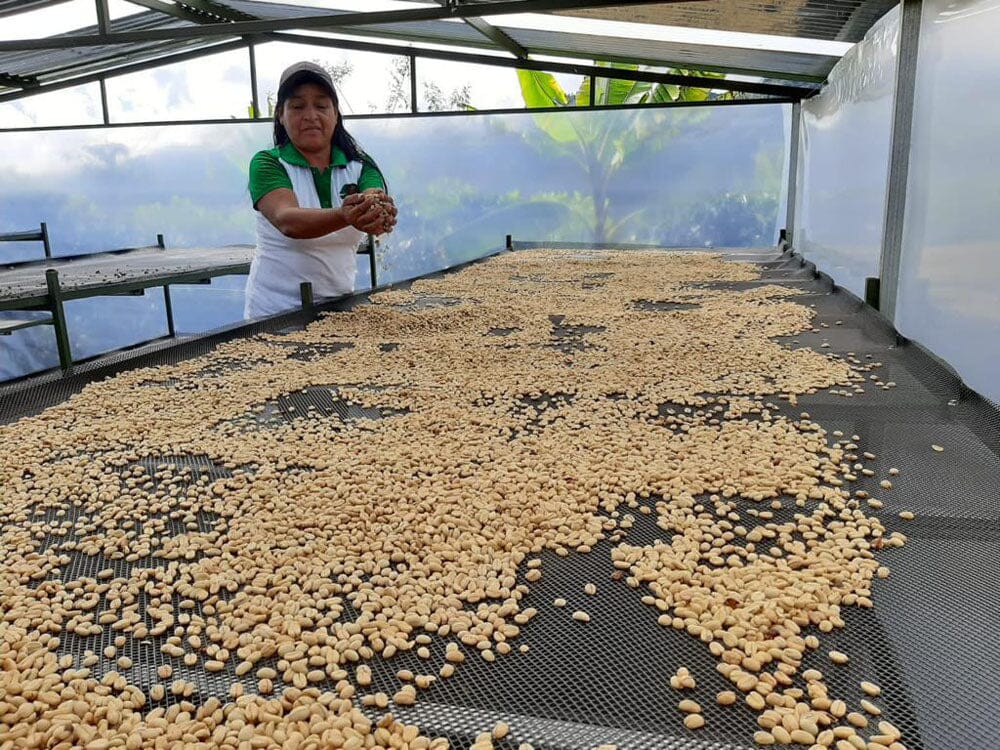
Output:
272,72,387,192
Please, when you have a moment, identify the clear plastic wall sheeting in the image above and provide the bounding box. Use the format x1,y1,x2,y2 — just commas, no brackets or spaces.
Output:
0,103,788,380
0,124,263,380
895,0,1000,406
358,104,789,278
0,83,104,129
795,6,899,299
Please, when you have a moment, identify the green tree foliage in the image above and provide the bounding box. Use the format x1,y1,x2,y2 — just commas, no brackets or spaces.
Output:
384,56,411,113
382,57,473,113
252,58,355,118
515,64,735,243
422,80,473,112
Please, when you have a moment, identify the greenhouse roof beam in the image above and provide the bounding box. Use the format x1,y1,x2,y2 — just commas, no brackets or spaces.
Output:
425,0,529,58
0,0,710,52
461,17,529,58
266,29,815,98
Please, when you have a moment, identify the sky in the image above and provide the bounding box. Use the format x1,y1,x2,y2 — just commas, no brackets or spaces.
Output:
0,0,851,129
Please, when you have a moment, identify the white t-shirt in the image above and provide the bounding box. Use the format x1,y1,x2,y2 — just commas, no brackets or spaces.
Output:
244,157,366,319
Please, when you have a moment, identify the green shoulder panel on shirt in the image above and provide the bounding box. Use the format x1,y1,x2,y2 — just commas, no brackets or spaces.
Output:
248,143,386,209
248,147,292,208
358,160,386,192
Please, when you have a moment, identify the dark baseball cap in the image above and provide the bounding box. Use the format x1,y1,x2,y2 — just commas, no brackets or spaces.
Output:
277,61,336,98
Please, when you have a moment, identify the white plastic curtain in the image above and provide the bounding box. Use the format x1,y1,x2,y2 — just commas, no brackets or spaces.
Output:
895,0,1000,405
794,5,899,300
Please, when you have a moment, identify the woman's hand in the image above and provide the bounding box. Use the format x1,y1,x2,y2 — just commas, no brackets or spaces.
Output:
256,187,395,239
340,193,379,233
358,189,397,235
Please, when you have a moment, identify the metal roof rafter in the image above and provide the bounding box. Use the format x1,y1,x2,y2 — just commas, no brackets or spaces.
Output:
427,0,528,58
461,17,528,58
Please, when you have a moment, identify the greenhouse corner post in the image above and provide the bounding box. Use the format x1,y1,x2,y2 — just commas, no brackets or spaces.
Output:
409,56,418,114
94,0,112,125
785,101,801,247
99,78,110,125
95,0,110,35
158,235,176,339
44,269,73,372
878,0,922,321
249,44,260,119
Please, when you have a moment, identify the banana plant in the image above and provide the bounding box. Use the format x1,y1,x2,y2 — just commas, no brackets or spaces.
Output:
516,64,732,243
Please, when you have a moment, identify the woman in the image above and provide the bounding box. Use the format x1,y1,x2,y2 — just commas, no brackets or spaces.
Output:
244,60,397,318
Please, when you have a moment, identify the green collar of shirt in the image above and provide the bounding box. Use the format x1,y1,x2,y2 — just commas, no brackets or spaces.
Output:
278,141,349,170
277,142,350,209
247,141,383,209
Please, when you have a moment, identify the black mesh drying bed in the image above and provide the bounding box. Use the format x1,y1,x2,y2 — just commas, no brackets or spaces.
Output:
2,244,999,750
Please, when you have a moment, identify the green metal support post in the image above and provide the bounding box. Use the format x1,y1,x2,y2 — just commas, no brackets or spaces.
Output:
784,101,801,247
40,221,51,259
300,281,314,310
44,268,73,372
163,287,176,337
157,234,175,336
865,277,881,310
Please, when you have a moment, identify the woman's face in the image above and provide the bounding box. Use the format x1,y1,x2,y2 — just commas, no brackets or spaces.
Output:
279,82,338,159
